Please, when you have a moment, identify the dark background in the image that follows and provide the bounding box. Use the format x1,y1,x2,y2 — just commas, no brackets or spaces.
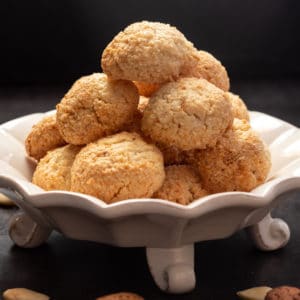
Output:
1,0,300,85
0,1,300,300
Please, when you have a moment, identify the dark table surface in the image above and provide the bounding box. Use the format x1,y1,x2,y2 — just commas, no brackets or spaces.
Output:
0,79,300,300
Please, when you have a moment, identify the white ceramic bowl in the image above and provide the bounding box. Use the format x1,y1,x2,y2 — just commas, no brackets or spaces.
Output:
0,111,300,293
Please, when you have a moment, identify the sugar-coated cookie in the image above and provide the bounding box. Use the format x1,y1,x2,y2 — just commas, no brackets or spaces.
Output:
153,165,208,205
101,21,197,83
141,77,233,150
70,132,165,203
183,50,230,91
25,114,66,161
226,92,249,121
32,144,81,191
56,73,139,145
190,119,271,193
265,286,300,300
133,50,230,97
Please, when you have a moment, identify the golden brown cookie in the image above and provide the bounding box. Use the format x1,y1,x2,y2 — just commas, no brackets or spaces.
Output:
96,292,144,300
101,21,197,84
141,77,233,151
56,73,139,145
70,132,165,203
32,144,81,191
265,286,300,300
153,165,208,205
191,118,271,193
134,81,160,97
25,114,66,161
3,288,49,300
133,50,230,97
226,92,249,121
183,50,230,91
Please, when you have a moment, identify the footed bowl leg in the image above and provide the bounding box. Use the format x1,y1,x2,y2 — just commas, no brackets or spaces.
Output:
246,213,290,251
146,244,195,294
9,212,52,248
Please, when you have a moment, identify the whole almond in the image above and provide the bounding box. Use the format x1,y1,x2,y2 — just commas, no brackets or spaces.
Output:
3,288,49,300
237,286,272,300
0,193,15,206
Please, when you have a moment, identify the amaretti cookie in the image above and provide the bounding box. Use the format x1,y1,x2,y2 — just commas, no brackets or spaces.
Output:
56,73,139,145
153,165,208,205
265,286,300,300
101,21,197,83
226,92,249,121
96,292,144,300
25,114,66,161
141,77,233,151
32,144,81,191
183,50,230,91
133,50,230,97
191,118,271,193
70,132,165,203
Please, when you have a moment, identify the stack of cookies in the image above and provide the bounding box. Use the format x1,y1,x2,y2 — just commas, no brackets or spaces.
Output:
26,21,271,205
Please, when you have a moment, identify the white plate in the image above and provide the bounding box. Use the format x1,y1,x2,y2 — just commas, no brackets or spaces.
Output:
0,110,299,293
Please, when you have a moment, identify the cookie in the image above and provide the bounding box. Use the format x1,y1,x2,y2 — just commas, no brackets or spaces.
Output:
183,50,230,91
190,118,271,193
226,92,249,121
25,114,66,161
101,21,197,84
32,144,81,191
3,288,49,300
153,165,208,205
70,132,165,203
141,77,233,151
56,73,139,145
265,286,300,300
96,292,144,300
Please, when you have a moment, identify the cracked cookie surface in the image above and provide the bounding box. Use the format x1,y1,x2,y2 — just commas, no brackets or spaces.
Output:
183,50,230,91
25,114,66,161
190,118,271,193
32,144,81,191
56,73,139,145
153,165,208,205
226,92,249,121
133,50,230,97
141,77,233,151
70,132,165,203
101,21,197,83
